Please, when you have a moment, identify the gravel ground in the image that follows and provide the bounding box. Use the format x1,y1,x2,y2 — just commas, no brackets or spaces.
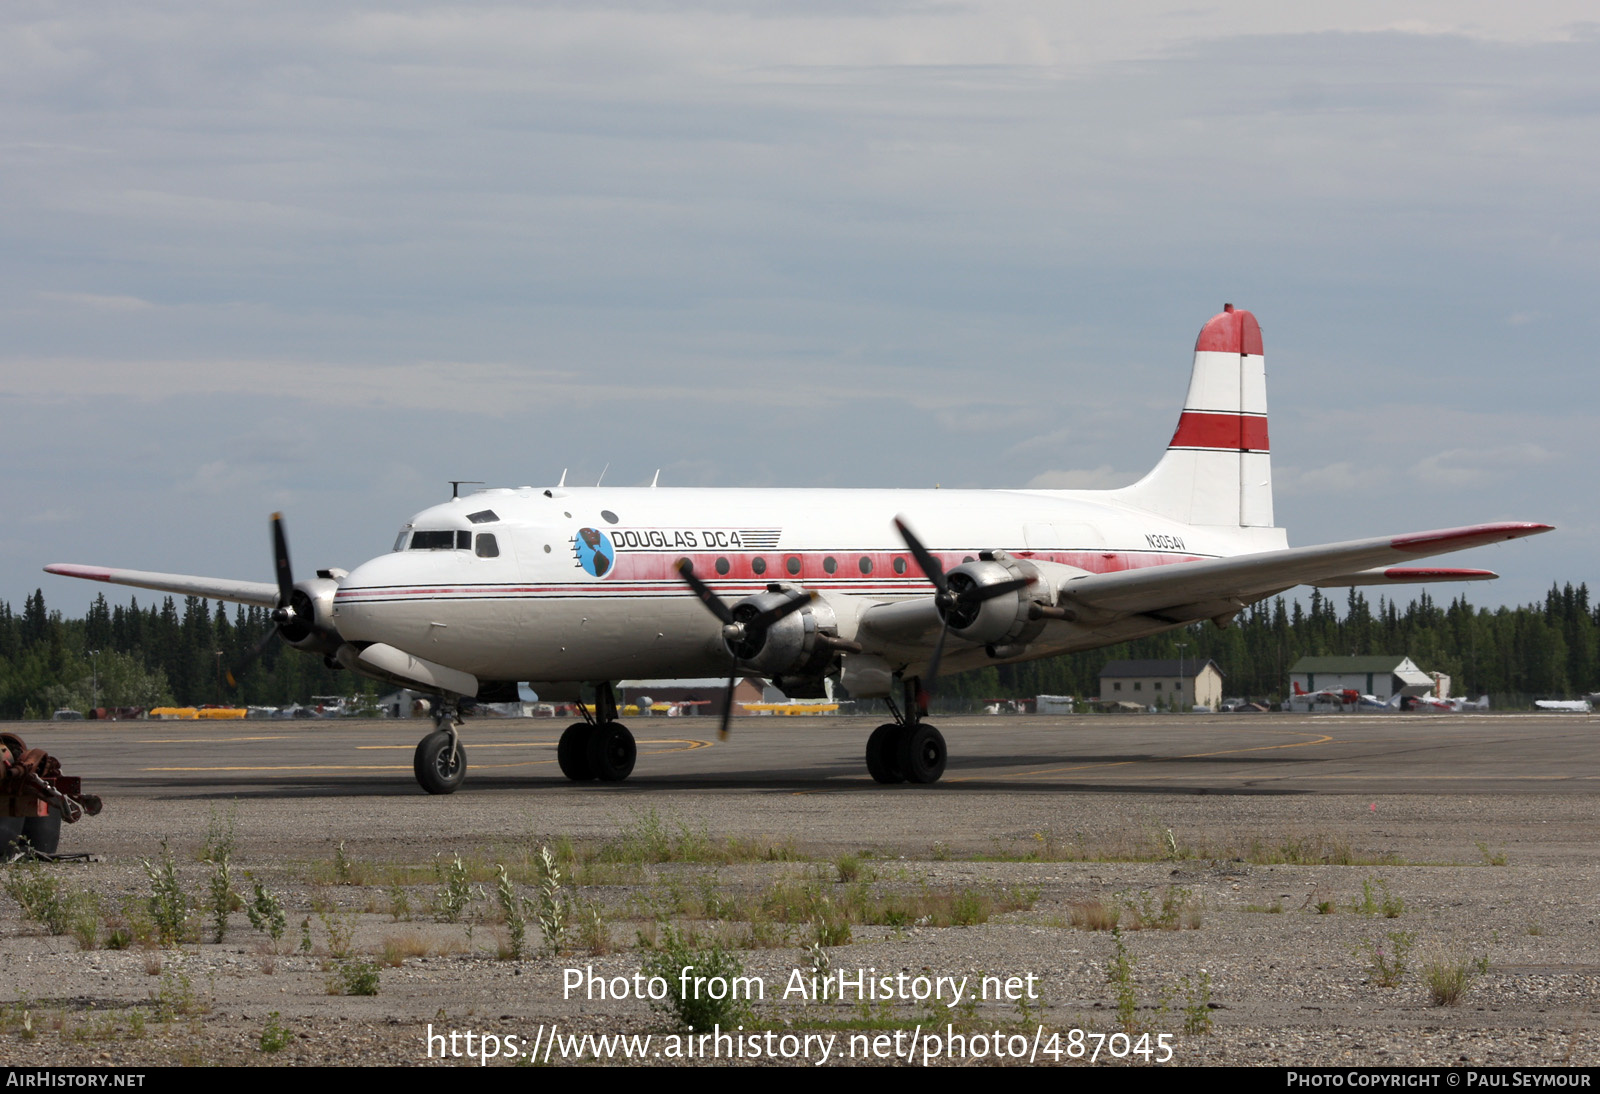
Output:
0,789,1597,1067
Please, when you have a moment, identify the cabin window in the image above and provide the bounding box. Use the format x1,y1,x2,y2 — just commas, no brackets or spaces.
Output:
858,556,872,575
715,557,730,576
475,533,500,558
752,557,767,575
786,556,801,575
823,556,837,574
893,557,907,575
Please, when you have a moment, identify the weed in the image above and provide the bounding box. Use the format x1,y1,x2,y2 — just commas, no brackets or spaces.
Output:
496,865,528,961
1244,900,1284,914
299,917,313,953
387,884,411,921
1356,930,1415,987
1422,952,1484,1006
141,841,190,946
1476,841,1508,867
200,805,237,864
533,845,568,955
1068,899,1121,931
245,875,287,947
333,841,354,884
434,854,479,923
575,898,610,956
835,853,863,882
1106,928,1140,1032
1353,878,1404,918
259,1011,293,1053
931,841,951,861
207,845,235,943
152,962,209,1020
1177,969,1214,1035
1315,901,1335,915
319,910,357,959
1118,886,1200,930
1528,921,1545,937
328,960,381,996
127,1011,144,1040
640,926,754,1031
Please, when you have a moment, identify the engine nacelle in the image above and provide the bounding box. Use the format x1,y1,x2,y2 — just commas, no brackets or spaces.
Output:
724,585,839,682
944,551,1051,649
277,576,344,658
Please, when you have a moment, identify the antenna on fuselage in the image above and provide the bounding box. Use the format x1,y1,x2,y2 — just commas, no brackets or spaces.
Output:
596,463,609,487
557,468,567,487
448,480,484,499
650,469,660,488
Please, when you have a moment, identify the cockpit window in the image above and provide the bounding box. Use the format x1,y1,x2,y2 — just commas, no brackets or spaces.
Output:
410,530,467,550
393,527,411,552
467,510,499,524
475,533,500,558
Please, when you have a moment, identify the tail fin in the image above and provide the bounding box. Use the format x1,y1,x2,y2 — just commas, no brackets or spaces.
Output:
1113,304,1272,527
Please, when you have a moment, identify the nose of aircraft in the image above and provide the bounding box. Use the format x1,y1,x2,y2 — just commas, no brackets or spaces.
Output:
332,552,418,642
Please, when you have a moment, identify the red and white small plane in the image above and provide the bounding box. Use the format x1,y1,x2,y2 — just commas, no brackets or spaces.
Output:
45,305,1552,794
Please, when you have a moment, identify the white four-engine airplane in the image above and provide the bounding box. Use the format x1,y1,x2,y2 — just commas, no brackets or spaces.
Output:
45,305,1552,794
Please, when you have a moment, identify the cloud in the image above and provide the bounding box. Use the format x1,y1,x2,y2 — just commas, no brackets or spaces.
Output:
1410,444,1555,488
1024,465,1138,490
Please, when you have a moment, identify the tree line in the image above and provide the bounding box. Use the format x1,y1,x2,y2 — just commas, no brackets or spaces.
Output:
1,583,1595,718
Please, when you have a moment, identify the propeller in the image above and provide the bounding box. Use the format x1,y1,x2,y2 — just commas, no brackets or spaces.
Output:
893,516,1032,712
675,559,816,739
226,513,302,688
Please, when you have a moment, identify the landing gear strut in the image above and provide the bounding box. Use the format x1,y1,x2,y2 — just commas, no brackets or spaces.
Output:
865,677,946,785
558,682,636,783
414,697,466,795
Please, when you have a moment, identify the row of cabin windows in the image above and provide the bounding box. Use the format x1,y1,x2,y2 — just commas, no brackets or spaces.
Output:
399,537,969,573
1110,681,1182,692
716,555,915,577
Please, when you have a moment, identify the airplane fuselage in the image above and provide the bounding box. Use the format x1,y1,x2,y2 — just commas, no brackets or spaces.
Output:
333,485,1289,687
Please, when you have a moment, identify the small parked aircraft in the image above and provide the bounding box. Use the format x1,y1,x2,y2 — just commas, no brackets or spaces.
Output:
46,305,1552,793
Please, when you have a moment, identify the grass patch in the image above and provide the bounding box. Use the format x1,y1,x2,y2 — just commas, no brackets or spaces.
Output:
1423,951,1489,1006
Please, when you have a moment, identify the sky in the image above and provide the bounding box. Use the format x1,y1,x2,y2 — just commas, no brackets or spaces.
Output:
3,2,1596,618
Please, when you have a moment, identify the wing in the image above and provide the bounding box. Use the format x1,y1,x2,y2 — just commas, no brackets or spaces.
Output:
43,564,279,607
1056,522,1552,623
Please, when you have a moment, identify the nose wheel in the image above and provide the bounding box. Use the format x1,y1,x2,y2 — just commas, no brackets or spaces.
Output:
414,727,466,795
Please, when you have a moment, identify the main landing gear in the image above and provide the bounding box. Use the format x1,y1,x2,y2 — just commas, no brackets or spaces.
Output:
414,697,467,795
866,678,946,785
558,682,637,783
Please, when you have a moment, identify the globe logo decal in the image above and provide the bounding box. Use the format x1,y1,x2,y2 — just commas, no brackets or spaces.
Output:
575,527,615,578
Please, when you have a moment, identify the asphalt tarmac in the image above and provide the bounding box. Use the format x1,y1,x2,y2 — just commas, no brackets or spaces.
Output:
18,710,1598,799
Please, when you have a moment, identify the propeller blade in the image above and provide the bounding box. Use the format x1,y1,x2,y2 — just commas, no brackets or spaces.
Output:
225,624,280,689
675,559,736,626
719,664,738,740
271,512,295,608
920,617,952,714
893,517,947,594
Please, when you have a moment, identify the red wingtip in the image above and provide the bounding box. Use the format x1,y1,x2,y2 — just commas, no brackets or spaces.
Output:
44,564,112,582
1391,523,1555,554
1195,306,1263,356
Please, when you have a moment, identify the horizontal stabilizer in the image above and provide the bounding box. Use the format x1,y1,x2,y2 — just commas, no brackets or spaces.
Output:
43,564,279,607
1058,522,1551,618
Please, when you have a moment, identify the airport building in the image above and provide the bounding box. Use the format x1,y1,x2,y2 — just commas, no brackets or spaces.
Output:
1288,655,1434,703
1098,659,1224,711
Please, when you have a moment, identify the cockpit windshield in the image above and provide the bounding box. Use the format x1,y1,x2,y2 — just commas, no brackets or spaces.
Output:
409,530,471,550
